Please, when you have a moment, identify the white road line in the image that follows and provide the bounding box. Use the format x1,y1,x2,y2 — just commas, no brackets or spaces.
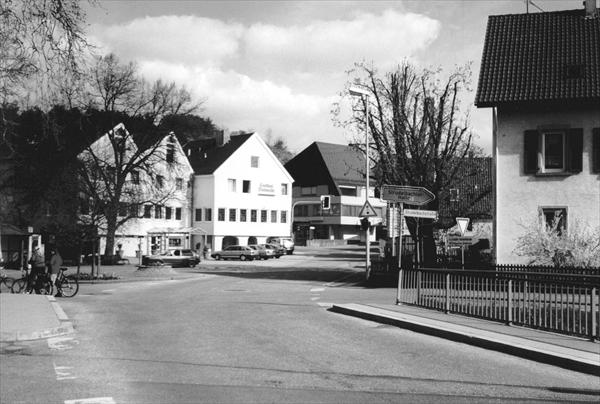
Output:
64,398,116,404
310,296,319,301
48,336,78,350
53,362,76,380
101,289,116,293
317,302,333,308
310,287,325,293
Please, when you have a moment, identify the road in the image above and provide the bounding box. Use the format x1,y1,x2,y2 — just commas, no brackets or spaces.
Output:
1,246,598,403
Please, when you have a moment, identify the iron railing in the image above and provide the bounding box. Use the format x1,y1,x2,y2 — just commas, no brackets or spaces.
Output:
397,268,600,340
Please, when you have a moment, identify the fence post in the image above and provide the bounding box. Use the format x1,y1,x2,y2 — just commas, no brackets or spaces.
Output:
417,271,422,305
396,268,404,305
445,272,450,313
507,279,513,325
591,287,598,341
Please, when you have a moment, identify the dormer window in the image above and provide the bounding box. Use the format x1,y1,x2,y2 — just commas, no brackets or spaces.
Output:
449,188,459,202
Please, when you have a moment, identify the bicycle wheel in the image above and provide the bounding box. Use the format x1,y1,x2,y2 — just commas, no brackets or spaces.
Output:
11,278,27,293
0,278,12,293
38,280,53,295
57,277,79,297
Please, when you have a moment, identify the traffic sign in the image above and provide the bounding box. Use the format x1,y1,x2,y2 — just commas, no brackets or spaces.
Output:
456,217,470,236
447,235,473,246
403,209,438,220
359,200,378,217
381,185,435,206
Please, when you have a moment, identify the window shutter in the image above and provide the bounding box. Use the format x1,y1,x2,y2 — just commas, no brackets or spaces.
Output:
593,128,600,173
566,128,583,173
524,130,539,174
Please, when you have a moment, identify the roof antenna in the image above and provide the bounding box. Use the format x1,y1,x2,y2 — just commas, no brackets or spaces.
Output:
525,0,544,13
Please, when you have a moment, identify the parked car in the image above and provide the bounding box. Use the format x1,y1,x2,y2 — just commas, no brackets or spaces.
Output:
266,237,295,255
248,244,275,260
142,248,200,267
263,244,285,258
211,245,258,261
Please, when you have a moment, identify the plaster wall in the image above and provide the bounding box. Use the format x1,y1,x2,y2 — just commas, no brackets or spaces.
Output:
495,107,600,264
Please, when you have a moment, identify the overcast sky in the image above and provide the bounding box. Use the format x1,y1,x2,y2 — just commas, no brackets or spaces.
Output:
84,0,581,154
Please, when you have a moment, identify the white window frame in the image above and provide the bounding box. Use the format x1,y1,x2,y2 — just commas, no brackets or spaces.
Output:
540,131,565,173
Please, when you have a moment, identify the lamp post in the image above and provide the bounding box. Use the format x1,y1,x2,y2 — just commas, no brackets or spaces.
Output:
349,85,371,279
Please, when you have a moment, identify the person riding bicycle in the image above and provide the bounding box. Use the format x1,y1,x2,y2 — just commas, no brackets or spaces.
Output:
27,246,45,293
49,248,64,297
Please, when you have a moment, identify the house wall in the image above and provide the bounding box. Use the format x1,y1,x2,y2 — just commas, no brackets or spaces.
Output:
191,135,293,251
495,106,600,264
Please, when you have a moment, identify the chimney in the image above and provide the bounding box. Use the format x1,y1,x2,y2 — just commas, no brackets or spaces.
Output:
216,130,230,147
585,0,598,17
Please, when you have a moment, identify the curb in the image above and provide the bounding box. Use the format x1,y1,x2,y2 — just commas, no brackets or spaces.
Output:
0,296,74,342
329,303,600,376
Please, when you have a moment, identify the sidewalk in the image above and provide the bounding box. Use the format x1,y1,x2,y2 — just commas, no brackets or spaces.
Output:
0,294,74,342
330,303,600,375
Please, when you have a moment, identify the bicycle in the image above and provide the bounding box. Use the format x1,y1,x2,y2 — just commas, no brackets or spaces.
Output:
11,267,53,295
0,271,14,293
54,267,79,297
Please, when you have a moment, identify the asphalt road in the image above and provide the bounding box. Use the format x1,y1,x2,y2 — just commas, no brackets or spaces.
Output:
1,246,598,403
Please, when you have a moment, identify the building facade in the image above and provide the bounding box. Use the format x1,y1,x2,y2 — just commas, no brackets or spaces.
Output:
285,142,386,245
187,133,294,252
475,4,600,263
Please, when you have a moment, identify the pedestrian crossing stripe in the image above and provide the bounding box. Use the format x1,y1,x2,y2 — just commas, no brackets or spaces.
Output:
359,200,378,217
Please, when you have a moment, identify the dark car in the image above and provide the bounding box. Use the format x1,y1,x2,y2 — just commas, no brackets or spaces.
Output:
142,248,200,267
211,245,259,261
264,243,285,258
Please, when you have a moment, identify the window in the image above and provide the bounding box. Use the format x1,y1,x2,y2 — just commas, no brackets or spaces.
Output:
218,208,225,221
271,210,277,223
130,170,139,184
175,207,181,220
118,202,128,217
592,128,600,173
205,208,212,221
176,178,183,191
229,208,236,221
524,129,583,174
156,175,164,189
195,208,202,221
261,210,267,222
281,183,288,195
144,205,152,218
541,207,567,236
281,210,287,223
243,180,251,193
251,156,259,168
129,203,139,217
339,186,357,196
166,137,176,163
165,206,172,219
169,238,182,247
250,209,257,222
240,209,247,222
155,205,162,219
449,189,459,202
301,186,317,195
228,178,237,192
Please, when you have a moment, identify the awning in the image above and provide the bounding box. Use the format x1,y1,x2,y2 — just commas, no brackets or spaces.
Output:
146,226,208,235
0,223,30,236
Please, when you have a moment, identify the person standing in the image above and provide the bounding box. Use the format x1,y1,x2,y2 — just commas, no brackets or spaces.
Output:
49,248,63,297
27,246,45,293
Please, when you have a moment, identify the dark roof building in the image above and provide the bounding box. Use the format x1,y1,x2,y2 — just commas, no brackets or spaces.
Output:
185,133,253,175
475,8,600,107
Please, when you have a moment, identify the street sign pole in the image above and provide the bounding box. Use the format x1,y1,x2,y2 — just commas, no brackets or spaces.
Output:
396,202,404,304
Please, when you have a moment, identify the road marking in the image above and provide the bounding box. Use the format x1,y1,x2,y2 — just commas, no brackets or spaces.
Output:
53,362,76,380
101,289,116,293
64,398,116,404
310,287,325,293
310,297,319,301
317,302,333,308
48,336,78,350
324,272,358,287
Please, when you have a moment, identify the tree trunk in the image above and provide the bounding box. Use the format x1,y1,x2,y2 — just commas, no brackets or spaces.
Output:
104,213,117,262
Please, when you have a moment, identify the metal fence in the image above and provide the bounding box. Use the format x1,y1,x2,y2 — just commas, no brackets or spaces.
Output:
397,268,600,340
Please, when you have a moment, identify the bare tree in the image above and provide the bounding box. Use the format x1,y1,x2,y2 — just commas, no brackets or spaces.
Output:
0,0,90,101
334,61,488,264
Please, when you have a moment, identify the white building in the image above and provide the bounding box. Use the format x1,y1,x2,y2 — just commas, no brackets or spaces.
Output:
80,124,194,257
186,133,294,252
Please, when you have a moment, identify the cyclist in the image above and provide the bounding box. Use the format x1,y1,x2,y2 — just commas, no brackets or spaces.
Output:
27,246,45,293
49,248,63,297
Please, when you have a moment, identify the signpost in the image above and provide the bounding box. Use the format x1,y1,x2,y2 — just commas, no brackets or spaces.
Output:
380,185,436,304
453,217,471,269
359,200,378,217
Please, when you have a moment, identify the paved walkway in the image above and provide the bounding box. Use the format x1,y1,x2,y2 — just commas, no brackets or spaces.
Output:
330,303,600,376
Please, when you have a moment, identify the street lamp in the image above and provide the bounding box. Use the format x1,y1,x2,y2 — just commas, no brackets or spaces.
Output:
349,86,371,279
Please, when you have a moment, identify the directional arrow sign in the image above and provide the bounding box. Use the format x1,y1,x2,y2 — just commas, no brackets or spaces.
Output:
359,200,378,217
403,209,438,220
381,185,435,206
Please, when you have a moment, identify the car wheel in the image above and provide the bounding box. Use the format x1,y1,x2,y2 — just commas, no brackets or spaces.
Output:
240,255,247,261
214,254,221,261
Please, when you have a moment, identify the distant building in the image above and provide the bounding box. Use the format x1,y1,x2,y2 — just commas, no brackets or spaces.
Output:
186,132,293,252
285,142,385,245
475,2,600,263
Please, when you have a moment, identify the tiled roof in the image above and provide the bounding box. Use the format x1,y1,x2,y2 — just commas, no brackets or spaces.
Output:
187,133,252,174
475,9,600,107
315,142,365,186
